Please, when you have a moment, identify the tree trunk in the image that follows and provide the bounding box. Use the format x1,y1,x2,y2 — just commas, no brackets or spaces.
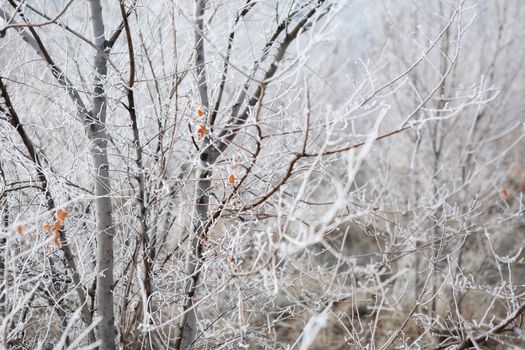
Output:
178,165,212,349
87,0,115,348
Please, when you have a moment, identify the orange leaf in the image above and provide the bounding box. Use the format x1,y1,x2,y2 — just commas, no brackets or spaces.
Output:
501,188,509,198
196,124,207,139
228,174,235,184
197,107,205,118
42,222,51,234
53,220,62,247
56,208,69,221
16,225,23,235
53,231,60,247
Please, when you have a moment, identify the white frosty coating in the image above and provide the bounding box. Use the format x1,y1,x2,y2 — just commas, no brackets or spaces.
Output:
278,105,387,257
0,0,524,349
298,308,331,350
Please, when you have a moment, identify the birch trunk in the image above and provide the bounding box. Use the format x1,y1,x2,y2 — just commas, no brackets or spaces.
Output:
176,2,212,347
178,166,213,349
87,0,115,348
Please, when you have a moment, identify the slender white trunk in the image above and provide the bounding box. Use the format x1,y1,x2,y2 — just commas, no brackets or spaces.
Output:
88,0,115,348
179,167,212,349
176,3,211,347
91,137,115,349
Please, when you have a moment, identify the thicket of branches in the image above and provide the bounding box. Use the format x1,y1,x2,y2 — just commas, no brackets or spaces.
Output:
0,0,524,349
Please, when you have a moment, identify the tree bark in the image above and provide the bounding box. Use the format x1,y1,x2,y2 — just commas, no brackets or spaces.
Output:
177,166,212,349
87,0,115,348
175,1,212,348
